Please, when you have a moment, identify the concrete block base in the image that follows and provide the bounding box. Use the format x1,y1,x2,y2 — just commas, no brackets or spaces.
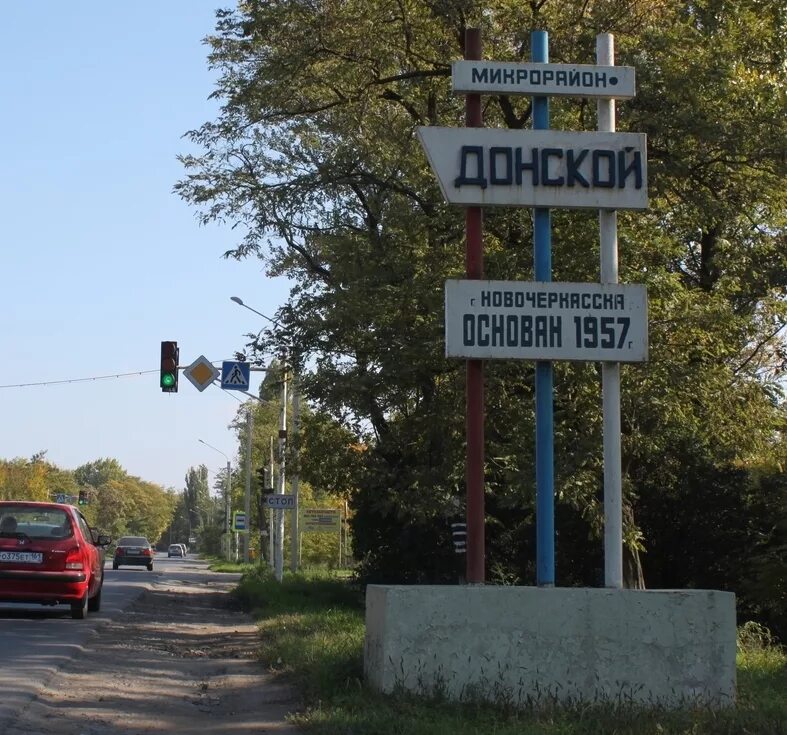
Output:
364,586,736,708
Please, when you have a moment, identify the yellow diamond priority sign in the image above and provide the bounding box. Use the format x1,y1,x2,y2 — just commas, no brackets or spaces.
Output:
183,355,220,392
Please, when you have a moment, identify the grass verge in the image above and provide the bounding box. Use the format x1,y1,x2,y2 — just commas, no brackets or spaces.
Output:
232,568,787,735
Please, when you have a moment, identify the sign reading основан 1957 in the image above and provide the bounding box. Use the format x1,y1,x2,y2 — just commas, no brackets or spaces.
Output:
445,280,648,363
452,61,636,98
417,127,647,210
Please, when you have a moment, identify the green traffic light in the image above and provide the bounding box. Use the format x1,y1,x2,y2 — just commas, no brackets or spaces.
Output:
161,373,176,388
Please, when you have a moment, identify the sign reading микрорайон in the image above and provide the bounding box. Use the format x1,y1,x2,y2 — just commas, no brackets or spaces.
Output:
445,280,648,363
452,60,636,98
417,127,647,210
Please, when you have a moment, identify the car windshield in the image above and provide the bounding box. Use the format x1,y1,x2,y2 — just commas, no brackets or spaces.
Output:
0,507,73,539
117,537,149,546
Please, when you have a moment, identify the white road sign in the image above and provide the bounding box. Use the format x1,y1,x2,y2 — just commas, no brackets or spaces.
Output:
265,494,296,509
445,280,648,362
452,61,636,98
183,355,220,392
417,127,647,210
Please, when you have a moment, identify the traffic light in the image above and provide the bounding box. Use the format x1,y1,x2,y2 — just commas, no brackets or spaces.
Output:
256,466,272,492
160,341,179,393
78,490,87,506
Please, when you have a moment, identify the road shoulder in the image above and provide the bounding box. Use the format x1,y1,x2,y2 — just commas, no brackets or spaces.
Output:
6,574,303,734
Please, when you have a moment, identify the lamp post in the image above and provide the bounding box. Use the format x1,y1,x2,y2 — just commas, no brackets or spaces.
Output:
230,296,298,580
198,439,232,561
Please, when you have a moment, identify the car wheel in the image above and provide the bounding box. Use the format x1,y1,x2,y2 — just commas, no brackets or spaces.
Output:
71,591,89,619
88,580,103,612
147,563,153,571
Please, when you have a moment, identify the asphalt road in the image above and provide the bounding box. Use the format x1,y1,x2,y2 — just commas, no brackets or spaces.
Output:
0,552,201,730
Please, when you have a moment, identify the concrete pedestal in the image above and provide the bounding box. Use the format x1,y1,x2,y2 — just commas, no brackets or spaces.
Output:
364,586,736,707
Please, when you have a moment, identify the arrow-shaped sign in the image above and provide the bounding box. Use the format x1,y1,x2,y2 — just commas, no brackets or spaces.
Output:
417,127,647,210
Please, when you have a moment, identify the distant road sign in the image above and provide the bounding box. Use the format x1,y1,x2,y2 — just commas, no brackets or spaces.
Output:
452,60,636,98
221,361,251,391
55,494,66,504
184,356,220,392
445,279,648,362
232,511,248,532
301,508,341,533
265,494,296,509
417,127,647,210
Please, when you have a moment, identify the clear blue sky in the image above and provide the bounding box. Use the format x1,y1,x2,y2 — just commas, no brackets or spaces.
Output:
0,3,289,491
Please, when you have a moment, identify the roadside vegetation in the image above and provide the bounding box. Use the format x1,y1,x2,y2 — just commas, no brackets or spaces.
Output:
231,567,787,735
180,0,787,646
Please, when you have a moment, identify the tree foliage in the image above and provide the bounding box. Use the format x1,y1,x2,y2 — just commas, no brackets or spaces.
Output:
178,0,787,630
0,455,176,544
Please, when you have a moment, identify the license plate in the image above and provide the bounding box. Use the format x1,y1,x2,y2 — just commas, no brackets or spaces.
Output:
0,551,43,564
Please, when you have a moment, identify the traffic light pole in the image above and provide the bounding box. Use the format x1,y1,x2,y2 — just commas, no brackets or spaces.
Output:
244,407,253,564
224,460,231,562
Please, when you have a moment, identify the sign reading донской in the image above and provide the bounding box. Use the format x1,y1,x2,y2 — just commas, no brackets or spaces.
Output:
445,280,648,363
417,127,647,210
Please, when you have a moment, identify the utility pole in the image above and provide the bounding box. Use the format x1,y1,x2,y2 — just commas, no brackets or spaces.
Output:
290,374,300,572
268,438,275,567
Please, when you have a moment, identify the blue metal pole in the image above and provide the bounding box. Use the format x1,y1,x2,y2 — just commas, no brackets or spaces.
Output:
532,30,555,587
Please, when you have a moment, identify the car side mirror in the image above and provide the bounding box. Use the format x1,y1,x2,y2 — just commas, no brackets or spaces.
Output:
97,534,112,547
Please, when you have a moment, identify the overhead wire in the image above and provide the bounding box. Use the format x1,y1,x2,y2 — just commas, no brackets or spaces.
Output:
0,359,236,390
0,370,160,389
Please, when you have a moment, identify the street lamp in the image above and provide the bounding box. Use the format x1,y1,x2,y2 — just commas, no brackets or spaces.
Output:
230,296,281,326
230,295,297,581
198,439,232,561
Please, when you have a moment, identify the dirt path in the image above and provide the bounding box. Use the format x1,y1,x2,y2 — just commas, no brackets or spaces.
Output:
5,575,303,734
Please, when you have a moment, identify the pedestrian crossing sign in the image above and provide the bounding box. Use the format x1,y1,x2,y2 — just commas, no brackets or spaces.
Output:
221,361,251,391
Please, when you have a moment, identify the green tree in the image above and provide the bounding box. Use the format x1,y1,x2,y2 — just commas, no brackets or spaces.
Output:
74,458,126,488
76,459,175,542
178,0,786,614
184,465,211,531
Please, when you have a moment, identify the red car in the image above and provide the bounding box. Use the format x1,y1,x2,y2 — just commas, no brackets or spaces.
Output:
0,501,111,619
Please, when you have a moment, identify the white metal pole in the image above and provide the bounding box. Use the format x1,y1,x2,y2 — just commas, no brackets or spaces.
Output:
274,367,288,582
598,33,623,589
244,406,253,564
290,373,300,573
225,460,231,561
